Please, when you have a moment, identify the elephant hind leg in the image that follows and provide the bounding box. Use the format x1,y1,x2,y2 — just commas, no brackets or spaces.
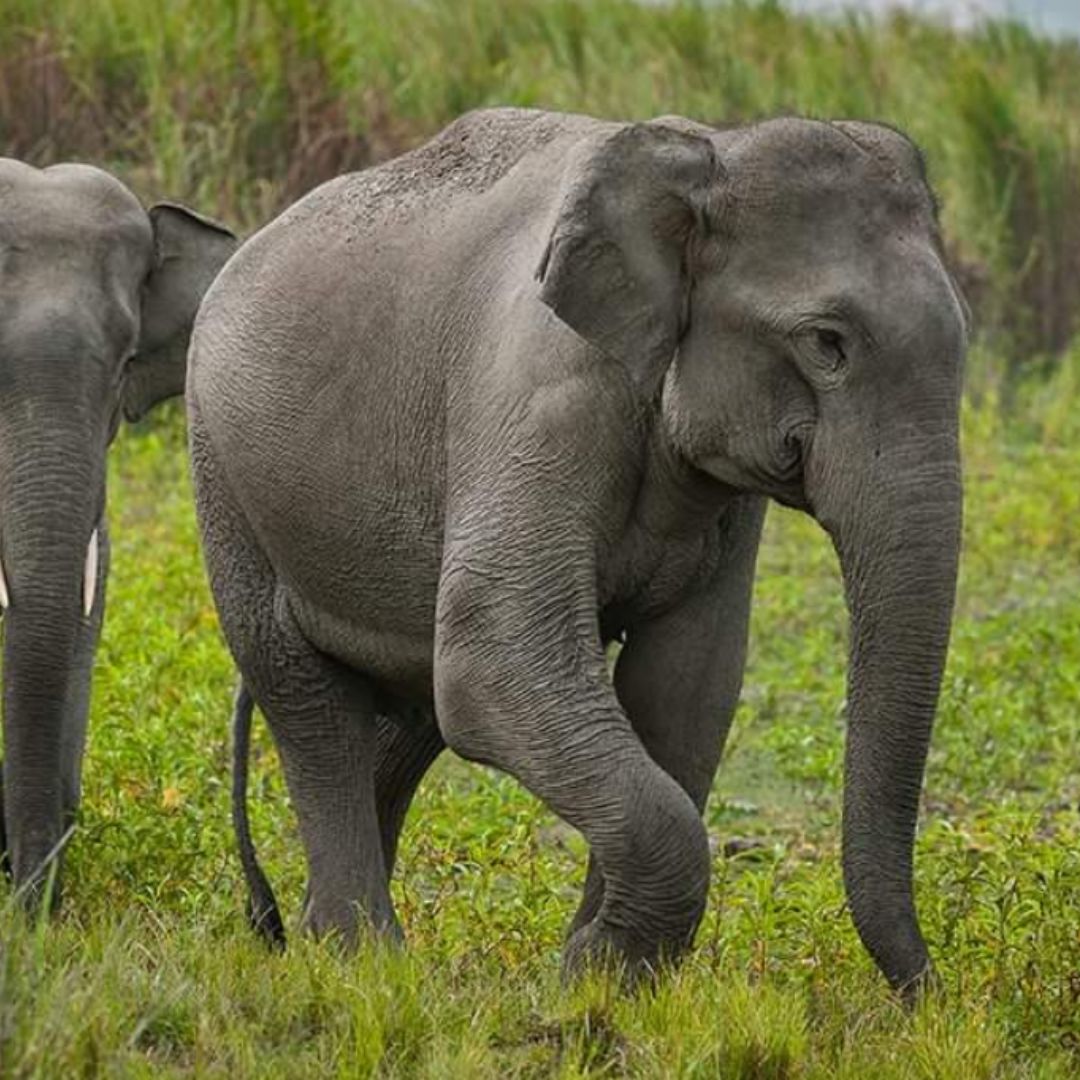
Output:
233,686,442,942
374,712,444,882
191,420,396,946
246,616,395,944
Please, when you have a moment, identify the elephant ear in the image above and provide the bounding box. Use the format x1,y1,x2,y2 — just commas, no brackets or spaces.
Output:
124,202,238,422
536,122,721,392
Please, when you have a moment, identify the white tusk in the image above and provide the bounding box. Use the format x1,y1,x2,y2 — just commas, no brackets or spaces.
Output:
82,528,99,619
0,552,8,612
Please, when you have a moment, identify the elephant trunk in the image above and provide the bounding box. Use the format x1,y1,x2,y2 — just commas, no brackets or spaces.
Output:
1,419,104,902
810,420,961,995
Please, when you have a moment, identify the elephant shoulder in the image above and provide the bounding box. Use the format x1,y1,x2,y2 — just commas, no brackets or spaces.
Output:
323,108,606,216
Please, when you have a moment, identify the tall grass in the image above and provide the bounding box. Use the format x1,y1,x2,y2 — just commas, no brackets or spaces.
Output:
2,0,1079,380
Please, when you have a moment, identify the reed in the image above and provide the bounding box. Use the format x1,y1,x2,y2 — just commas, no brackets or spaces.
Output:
2,0,1078,376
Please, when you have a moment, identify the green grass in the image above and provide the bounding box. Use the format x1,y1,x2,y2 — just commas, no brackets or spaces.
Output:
0,368,1076,1075
2,1,1080,1074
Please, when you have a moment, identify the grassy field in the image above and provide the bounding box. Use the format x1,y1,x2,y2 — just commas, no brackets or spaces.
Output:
2,0,1080,1076
0,363,1075,1076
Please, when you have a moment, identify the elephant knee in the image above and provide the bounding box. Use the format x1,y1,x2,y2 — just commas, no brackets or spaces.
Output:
432,653,494,763
602,771,711,940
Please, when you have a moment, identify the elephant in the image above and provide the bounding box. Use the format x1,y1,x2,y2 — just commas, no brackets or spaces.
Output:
187,107,967,997
0,158,236,904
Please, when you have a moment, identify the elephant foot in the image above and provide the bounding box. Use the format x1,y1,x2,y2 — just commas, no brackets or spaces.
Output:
562,916,690,990
8,852,65,915
897,962,941,1010
299,892,404,951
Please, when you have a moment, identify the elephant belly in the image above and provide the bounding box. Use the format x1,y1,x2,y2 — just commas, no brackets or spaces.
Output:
288,585,439,703
258,480,444,702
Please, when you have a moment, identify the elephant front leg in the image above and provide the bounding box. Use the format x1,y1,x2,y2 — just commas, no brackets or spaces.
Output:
570,496,766,939
435,563,711,981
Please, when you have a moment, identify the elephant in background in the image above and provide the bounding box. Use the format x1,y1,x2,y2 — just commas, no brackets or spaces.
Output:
188,107,967,997
0,158,236,904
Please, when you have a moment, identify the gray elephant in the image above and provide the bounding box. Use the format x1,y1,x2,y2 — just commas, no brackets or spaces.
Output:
188,108,966,996
0,159,236,903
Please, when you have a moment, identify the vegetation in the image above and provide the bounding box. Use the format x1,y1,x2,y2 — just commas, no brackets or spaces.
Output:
1,1,1079,1076
1,365,1077,1076
2,0,1080,372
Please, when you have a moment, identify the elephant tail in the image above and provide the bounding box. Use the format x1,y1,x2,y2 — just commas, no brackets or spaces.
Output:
0,770,9,878
232,681,286,950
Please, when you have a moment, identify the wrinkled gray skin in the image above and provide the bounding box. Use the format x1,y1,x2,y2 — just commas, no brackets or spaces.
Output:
188,108,967,997
0,159,236,903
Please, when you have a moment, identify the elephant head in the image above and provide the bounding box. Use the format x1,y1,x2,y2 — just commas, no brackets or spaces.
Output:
0,159,236,903
539,117,967,993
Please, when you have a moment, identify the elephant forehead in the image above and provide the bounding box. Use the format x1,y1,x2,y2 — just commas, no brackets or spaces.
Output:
0,160,150,253
723,120,932,227
717,198,920,291
731,174,928,244
710,228,961,354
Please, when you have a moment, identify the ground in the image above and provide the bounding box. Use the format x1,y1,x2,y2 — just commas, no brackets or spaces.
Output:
1,385,1078,1077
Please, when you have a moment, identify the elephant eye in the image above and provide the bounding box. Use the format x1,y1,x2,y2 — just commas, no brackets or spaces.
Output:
815,327,846,371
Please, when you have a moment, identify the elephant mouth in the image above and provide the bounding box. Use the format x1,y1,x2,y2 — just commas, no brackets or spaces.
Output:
769,485,812,513
697,452,811,512
770,421,814,512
